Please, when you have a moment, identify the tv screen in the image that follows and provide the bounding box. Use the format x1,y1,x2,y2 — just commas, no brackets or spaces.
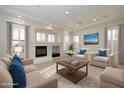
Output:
84,33,99,45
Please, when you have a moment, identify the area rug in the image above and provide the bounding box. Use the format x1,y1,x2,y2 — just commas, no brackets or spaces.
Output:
35,62,104,88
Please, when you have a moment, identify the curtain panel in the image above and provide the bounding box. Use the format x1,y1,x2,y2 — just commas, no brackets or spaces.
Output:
6,21,12,55
6,22,29,58
118,24,124,64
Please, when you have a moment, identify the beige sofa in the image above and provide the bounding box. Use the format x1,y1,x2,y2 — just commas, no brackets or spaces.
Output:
100,67,124,88
0,55,58,88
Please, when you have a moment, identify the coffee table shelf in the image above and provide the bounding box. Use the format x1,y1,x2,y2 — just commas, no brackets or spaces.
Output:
56,60,89,84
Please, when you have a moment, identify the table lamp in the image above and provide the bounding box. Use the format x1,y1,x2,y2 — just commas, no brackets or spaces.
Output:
14,46,22,57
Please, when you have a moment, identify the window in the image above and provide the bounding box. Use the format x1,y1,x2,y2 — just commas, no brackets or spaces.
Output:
36,32,46,42
48,34,55,43
107,28,118,54
36,32,41,42
65,36,69,43
64,35,69,51
12,24,26,56
74,35,79,52
74,35,79,43
51,35,55,42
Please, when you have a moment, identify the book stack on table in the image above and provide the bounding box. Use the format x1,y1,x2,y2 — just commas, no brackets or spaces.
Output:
70,60,80,65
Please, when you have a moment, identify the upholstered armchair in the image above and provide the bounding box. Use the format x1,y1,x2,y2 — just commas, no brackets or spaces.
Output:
91,49,115,68
73,48,88,61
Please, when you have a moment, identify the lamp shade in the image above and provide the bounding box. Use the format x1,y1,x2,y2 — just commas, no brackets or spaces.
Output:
15,46,22,53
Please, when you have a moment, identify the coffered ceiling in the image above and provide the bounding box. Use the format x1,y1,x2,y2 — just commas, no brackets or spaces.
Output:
0,5,124,32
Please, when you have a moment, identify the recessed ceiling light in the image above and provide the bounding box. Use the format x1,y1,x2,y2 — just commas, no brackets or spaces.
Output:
65,11,69,15
93,18,96,22
18,16,21,18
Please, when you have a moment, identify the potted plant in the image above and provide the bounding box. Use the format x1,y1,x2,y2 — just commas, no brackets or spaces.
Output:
67,44,75,57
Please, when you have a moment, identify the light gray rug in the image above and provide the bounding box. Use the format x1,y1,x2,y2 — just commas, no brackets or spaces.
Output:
35,62,104,88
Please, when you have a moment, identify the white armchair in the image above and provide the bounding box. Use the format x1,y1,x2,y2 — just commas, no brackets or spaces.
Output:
73,48,88,61
91,50,115,68
73,53,88,61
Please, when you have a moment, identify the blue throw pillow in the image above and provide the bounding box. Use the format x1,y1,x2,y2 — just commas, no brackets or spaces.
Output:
13,55,22,64
98,50,107,57
80,48,86,55
9,56,26,88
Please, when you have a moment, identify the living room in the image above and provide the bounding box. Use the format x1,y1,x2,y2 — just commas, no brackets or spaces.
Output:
0,4,124,89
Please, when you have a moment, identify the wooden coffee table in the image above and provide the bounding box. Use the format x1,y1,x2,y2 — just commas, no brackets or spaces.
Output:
56,60,89,84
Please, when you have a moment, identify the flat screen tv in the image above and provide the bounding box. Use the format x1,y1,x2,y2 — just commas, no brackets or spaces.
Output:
84,33,99,45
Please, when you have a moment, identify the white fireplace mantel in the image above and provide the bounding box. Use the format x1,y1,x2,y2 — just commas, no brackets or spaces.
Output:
28,42,64,64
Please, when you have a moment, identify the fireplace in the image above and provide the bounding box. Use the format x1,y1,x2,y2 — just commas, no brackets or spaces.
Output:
35,46,47,57
52,46,60,57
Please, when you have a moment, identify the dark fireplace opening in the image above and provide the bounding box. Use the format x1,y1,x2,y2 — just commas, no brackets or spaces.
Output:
35,46,47,57
52,46,60,58
52,53,60,57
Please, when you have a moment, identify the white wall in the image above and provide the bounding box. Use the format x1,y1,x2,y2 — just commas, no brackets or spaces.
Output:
0,14,65,64
1,13,124,63
72,26,105,52
72,18,124,53
0,17,7,57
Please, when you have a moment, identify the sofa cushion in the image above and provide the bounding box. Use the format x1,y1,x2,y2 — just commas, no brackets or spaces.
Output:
24,65,37,73
93,56,109,63
74,54,85,59
0,57,12,66
0,60,13,88
91,61,108,68
6,55,12,60
26,71,48,88
101,67,124,87
0,60,8,69
26,71,57,88
9,55,26,88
